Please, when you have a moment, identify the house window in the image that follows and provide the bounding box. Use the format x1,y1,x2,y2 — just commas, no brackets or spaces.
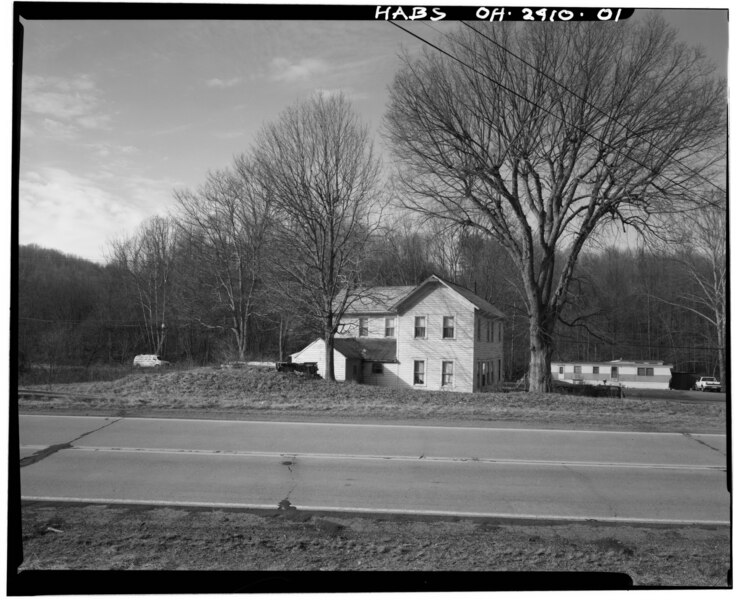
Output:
442,364,453,386
414,316,426,339
574,365,582,374
372,362,383,374
441,361,454,386
358,318,368,337
442,316,455,339
498,322,502,343
593,366,600,375
481,361,488,387
638,367,654,376
384,317,395,338
559,366,564,374
477,319,482,342
498,359,502,382
413,360,425,385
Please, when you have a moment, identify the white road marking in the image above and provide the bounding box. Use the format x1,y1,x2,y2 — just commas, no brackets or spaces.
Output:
19,413,726,437
28,445,725,471
20,495,730,527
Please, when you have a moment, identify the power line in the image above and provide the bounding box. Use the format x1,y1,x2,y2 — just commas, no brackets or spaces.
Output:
388,20,722,202
453,21,726,196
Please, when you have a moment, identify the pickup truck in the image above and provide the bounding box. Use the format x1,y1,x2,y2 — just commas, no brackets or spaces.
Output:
693,376,722,392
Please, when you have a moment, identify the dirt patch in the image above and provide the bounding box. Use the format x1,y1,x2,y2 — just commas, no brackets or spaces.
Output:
18,366,726,432
14,502,730,588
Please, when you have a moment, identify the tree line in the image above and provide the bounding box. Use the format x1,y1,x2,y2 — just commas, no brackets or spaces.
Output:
17,17,726,391
18,223,724,385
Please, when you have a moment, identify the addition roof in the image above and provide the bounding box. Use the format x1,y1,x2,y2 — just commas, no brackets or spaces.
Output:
332,338,397,362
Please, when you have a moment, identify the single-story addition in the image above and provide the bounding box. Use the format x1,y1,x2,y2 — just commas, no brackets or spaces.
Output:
551,359,674,390
290,274,506,393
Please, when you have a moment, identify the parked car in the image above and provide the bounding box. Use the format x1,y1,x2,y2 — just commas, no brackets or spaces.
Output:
693,376,721,392
133,354,171,368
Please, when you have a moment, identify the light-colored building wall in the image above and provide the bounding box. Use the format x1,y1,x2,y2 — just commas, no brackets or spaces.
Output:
396,284,476,392
337,314,396,339
290,339,347,381
361,362,404,388
551,362,672,390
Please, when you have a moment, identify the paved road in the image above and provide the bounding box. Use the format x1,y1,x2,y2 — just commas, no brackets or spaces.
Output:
18,415,730,524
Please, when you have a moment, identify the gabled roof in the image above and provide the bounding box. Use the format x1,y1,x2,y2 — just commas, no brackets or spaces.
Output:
343,286,416,314
333,338,397,362
342,275,505,319
394,274,506,319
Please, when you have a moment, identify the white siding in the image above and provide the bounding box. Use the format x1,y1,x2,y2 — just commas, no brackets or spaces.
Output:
290,339,348,381
396,284,475,392
361,362,405,388
336,314,395,338
551,362,672,390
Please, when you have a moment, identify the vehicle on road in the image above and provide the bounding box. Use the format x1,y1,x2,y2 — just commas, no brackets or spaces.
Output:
693,376,721,392
133,354,170,368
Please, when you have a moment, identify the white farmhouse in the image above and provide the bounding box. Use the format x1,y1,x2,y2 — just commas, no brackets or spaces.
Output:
290,274,505,393
551,359,673,390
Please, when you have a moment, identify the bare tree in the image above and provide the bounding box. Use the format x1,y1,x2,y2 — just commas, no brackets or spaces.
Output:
174,155,274,361
254,93,383,381
385,18,725,391
109,216,178,355
651,192,727,387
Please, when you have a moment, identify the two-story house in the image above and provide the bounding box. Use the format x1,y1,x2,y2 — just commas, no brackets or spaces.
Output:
290,274,505,393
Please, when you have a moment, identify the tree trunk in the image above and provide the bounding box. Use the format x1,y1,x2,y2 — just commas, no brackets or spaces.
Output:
324,331,335,382
528,318,554,393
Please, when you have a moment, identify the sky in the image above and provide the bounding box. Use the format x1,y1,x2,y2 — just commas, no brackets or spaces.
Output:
14,4,730,264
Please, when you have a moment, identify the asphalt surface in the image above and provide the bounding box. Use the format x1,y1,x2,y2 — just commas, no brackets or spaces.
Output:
18,415,730,524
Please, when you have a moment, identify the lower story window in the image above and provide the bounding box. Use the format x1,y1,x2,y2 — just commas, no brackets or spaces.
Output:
441,361,454,386
413,360,425,385
372,362,383,374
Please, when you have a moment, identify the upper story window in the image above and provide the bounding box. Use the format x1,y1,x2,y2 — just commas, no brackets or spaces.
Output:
487,321,491,342
477,319,482,342
385,317,395,338
414,316,426,339
442,316,455,339
358,317,368,337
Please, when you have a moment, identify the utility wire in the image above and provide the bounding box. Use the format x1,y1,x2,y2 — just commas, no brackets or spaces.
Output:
454,20,726,196
389,20,722,202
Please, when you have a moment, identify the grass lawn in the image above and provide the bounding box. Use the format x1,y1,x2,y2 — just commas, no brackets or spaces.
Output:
17,365,726,432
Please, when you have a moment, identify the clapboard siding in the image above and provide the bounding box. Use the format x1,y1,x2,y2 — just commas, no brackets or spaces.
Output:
361,362,405,388
473,314,505,390
397,283,476,392
290,339,347,381
337,314,396,339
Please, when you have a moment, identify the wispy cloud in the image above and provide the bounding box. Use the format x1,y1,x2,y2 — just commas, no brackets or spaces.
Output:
269,57,330,83
205,76,242,89
22,73,112,138
19,167,177,262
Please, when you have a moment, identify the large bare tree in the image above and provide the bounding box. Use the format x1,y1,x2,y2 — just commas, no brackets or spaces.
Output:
652,192,727,388
109,216,178,355
254,93,382,381
385,18,725,391
174,155,274,361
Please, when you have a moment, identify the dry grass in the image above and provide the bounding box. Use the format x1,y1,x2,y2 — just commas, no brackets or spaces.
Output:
18,366,726,432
